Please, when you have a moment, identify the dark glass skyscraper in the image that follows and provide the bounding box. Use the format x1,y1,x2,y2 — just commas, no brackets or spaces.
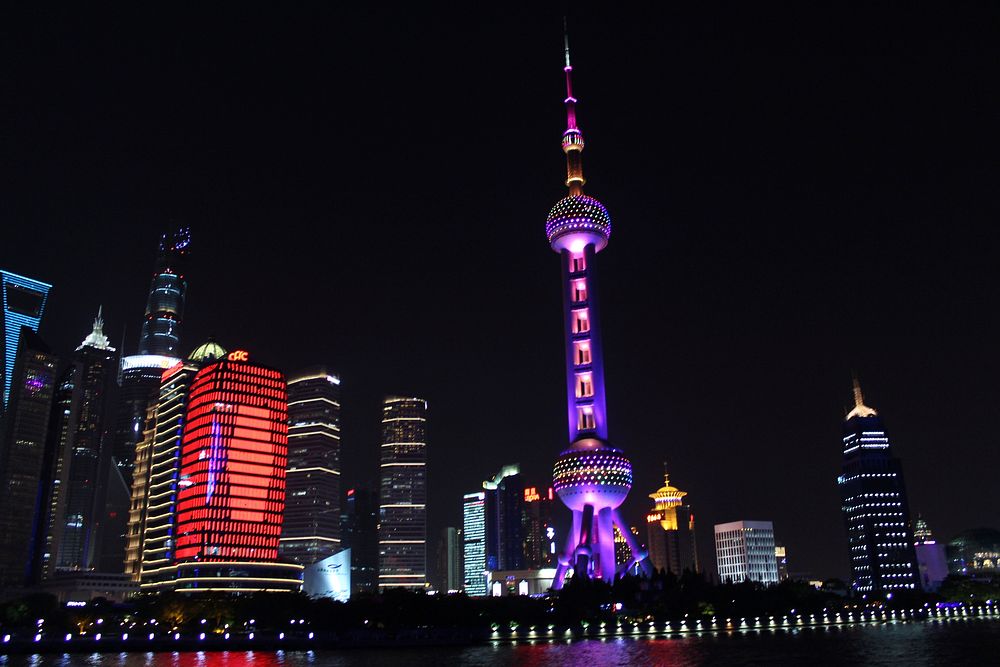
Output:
342,486,379,595
0,328,58,588
139,228,190,357
50,311,120,572
378,396,427,589
0,270,51,409
280,368,342,565
484,464,525,572
837,379,919,595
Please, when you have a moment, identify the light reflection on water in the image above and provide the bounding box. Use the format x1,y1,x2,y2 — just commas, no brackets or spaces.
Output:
2,620,998,667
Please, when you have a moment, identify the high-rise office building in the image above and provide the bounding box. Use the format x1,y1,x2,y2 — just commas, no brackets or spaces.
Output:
342,486,379,595
280,368,342,565
49,310,119,572
0,328,58,588
435,526,462,592
484,464,525,572
714,520,779,584
645,466,699,575
124,403,156,581
36,368,75,581
545,34,650,588
913,516,948,591
378,396,427,589
0,270,51,409
462,491,487,596
172,349,301,591
522,486,557,569
837,379,919,594
112,230,188,498
138,339,225,591
775,544,789,581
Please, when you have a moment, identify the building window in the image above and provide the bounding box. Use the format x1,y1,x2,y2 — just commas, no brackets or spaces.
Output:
572,280,588,303
574,342,591,366
571,254,586,273
576,374,593,398
573,310,590,334
578,408,595,431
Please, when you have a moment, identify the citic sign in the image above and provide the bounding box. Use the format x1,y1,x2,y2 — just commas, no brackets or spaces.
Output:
228,350,249,362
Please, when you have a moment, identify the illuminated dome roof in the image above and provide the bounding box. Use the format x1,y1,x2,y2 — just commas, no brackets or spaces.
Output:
188,338,226,363
553,438,632,511
545,194,611,253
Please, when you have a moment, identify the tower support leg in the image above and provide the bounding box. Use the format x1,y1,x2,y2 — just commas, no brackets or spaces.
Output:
552,509,583,590
597,506,615,582
612,509,653,577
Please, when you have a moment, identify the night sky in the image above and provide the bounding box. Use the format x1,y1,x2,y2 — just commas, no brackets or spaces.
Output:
4,5,1000,581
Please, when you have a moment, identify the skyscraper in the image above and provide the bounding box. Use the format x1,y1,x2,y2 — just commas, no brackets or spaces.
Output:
377,396,427,589
714,520,779,584
138,339,226,591
912,516,948,591
342,487,379,595
172,349,301,591
112,229,189,495
0,270,51,409
0,328,58,588
837,378,919,594
484,464,525,572
435,526,462,592
645,466,699,575
124,403,156,581
546,34,650,588
462,491,487,596
522,486,558,570
49,310,119,572
36,367,75,581
280,368,342,565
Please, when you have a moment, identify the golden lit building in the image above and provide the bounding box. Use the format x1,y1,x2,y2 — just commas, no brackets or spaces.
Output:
645,465,698,575
124,404,156,582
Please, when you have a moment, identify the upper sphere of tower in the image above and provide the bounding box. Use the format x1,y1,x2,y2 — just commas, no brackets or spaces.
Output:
546,194,611,253
552,438,632,511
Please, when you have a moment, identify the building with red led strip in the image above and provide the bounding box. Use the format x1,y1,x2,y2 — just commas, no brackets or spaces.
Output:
172,350,302,592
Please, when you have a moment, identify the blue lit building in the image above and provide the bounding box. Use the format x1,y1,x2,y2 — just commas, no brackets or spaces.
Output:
0,270,52,409
484,464,525,572
462,491,487,596
837,378,919,595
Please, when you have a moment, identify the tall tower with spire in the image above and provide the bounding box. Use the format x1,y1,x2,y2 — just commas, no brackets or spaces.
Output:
645,464,699,575
547,30,651,588
837,376,919,595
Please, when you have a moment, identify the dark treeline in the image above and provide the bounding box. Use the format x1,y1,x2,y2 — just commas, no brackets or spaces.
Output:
2,571,997,636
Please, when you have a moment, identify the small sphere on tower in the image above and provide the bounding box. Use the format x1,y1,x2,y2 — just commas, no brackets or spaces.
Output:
545,194,611,254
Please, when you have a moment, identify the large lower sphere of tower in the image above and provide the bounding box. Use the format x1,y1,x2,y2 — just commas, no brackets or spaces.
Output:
552,438,632,512
546,194,611,254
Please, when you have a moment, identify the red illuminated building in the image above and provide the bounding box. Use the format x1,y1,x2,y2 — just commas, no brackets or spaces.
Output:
172,350,302,592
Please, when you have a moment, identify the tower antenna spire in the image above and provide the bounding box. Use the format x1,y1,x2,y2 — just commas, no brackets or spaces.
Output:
852,372,864,408
560,18,586,195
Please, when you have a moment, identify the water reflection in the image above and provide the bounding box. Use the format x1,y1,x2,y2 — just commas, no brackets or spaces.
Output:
0,620,997,667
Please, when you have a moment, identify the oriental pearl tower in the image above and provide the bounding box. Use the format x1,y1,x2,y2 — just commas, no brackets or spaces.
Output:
548,33,652,589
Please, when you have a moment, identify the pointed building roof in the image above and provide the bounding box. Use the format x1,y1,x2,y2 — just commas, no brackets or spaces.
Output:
845,375,877,420
649,463,687,508
77,306,114,351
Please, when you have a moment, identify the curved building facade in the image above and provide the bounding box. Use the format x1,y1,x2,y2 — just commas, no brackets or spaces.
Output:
173,350,301,592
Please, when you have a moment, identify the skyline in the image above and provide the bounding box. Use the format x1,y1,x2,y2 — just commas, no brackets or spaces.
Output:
4,5,1000,582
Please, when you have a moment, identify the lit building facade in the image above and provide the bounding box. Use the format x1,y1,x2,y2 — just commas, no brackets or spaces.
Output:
547,35,650,588
50,310,119,572
279,368,342,565
435,526,462,592
0,270,51,408
522,486,557,569
484,464,525,572
462,491,487,596
645,467,699,575
837,379,919,594
0,328,58,588
714,520,779,585
36,367,75,580
172,350,301,592
124,403,156,581
138,340,225,591
913,516,948,591
377,396,427,589
947,528,1000,578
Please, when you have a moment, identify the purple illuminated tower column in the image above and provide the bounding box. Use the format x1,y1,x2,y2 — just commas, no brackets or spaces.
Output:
548,34,651,589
